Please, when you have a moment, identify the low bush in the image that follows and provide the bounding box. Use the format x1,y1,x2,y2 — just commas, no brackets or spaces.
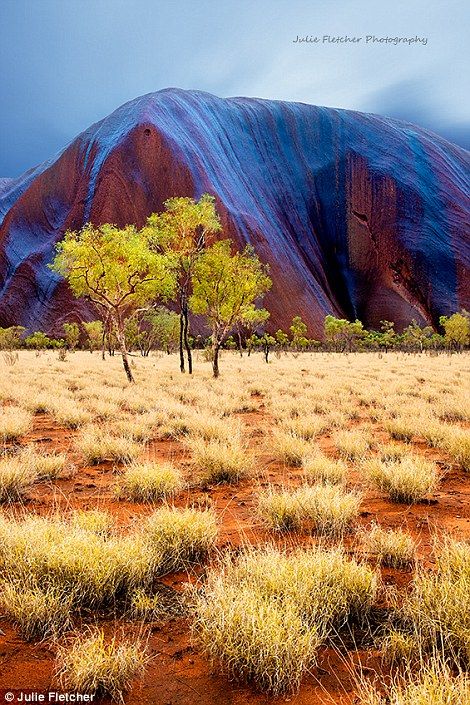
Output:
334,429,371,459
0,407,32,442
302,453,347,484
188,437,251,485
0,581,74,640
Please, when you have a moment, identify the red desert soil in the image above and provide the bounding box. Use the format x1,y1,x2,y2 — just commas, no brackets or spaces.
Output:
1,401,469,705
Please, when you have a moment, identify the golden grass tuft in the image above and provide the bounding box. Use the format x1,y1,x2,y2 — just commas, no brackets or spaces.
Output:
0,406,32,441
334,429,371,459
188,436,251,485
271,430,314,466
193,545,378,695
78,426,141,464
302,453,347,484
55,627,149,702
115,461,184,502
0,580,74,640
364,456,439,503
0,456,37,502
361,524,416,568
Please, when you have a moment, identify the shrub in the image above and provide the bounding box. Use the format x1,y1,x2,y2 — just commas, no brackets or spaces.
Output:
334,429,371,459
0,406,32,442
362,524,416,567
56,628,149,702
144,506,218,571
188,437,251,485
115,462,183,502
302,453,347,484
365,456,439,503
0,581,74,640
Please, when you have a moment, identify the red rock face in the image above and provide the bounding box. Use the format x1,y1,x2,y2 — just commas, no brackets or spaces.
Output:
0,89,468,336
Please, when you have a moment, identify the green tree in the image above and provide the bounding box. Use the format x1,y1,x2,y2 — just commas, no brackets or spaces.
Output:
439,311,470,351
63,322,80,351
51,223,176,382
145,194,221,374
402,320,434,353
189,240,271,378
275,329,289,352
378,320,397,353
0,326,25,350
144,307,180,355
82,321,103,353
289,316,308,351
324,315,365,352
24,331,55,350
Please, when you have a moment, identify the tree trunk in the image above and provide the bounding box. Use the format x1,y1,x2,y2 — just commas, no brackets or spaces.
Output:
212,340,221,378
179,311,185,373
183,303,192,374
237,330,243,357
114,317,134,383
264,342,269,363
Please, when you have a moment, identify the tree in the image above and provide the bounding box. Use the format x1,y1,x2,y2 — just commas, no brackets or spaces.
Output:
24,331,57,350
402,320,434,353
145,194,221,374
439,311,470,351
260,332,276,363
378,320,396,353
141,307,180,355
289,316,308,351
275,329,289,352
83,321,103,353
63,322,80,351
189,240,271,377
51,223,176,382
324,315,365,352
238,307,270,356
0,326,25,350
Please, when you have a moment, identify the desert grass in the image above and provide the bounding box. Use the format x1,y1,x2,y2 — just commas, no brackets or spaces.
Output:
356,659,470,705
334,429,371,459
361,524,416,568
55,627,149,702
78,426,142,464
193,545,378,695
144,506,218,571
271,429,314,466
0,580,74,640
20,447,68,480
0,406,32,442
0,456,37,502
70,508,115,536
187,436,251,485
364,456,440,503
302,453,347,484
115,461,184,502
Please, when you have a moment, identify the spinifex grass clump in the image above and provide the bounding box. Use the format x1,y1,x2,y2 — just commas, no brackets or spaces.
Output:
144,506,218,571
302,453,347,485
56,627,149,703
257,484,361,536
0,507,217,622
0,580,74,640
361,524,416,568
334,429,371,459
0,406,33,442
397,537,470,667
78,426,141,464
188,436,251,485
364,456,439,503
193,545,378,695
115,461,184,502
0,456,37,502
271,429,314,466
357,659,470,705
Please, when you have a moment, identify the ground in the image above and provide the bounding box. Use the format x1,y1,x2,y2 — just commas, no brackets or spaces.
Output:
0,350,469,704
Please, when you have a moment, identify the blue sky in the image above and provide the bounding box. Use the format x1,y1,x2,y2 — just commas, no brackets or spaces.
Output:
0,0,468,176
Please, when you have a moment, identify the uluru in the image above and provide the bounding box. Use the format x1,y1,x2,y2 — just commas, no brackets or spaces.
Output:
0,88,468,336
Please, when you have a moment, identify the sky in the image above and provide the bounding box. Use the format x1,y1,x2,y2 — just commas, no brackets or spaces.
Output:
0,0,468,177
